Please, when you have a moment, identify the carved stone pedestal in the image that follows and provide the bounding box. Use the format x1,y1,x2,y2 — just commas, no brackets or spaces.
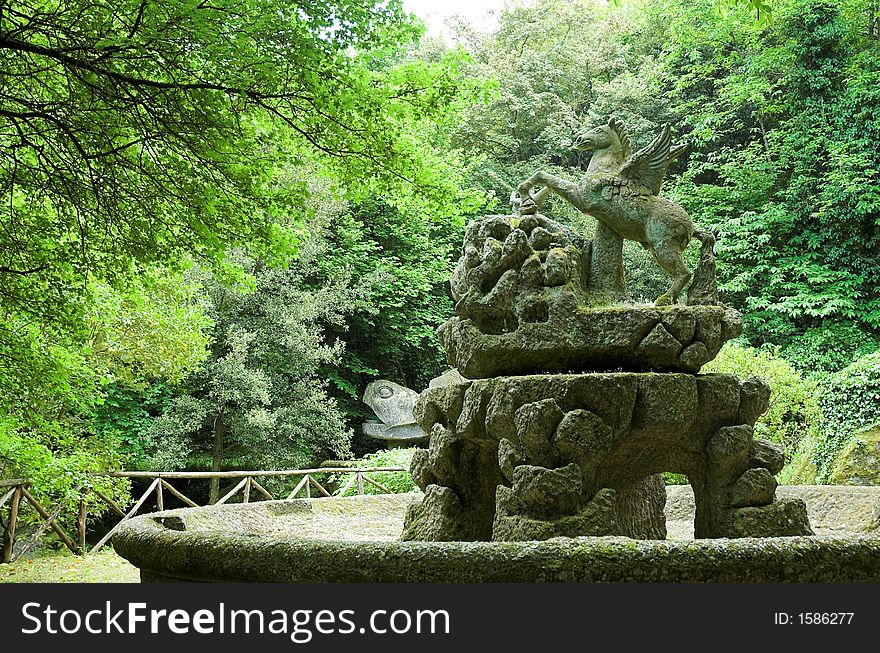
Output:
402,373,812,541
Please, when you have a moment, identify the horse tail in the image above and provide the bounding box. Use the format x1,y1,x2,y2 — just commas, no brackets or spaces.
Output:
693,229,715,254
686,229,719,305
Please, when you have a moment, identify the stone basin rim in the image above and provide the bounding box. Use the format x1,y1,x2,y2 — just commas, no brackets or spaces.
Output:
113,494,880,583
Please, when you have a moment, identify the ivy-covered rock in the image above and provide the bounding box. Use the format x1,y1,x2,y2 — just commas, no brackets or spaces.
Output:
828,425,880,486
816,352,880,481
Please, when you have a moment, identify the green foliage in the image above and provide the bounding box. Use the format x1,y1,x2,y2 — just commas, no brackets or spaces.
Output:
314,198,459,436
334,448,419,497
142,247,356,475
88,270,213,386
704,342,824,455
0,417,130,533
0,0,483,441
779,323,880,375
814,351,880,479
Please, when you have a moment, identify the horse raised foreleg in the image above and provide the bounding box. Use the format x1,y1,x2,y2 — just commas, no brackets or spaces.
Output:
518,172,585,213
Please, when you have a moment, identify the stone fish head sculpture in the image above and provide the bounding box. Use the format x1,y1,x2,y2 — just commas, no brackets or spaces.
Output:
361,380,427,444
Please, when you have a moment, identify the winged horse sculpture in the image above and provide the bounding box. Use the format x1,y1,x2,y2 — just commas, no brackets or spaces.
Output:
517,117,714,305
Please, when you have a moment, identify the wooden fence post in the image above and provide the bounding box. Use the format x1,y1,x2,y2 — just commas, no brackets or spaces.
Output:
2,485,22,563
77,496,87,552
89,478,159,555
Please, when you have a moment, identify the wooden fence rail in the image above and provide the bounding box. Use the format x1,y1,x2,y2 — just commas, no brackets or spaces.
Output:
1,466,406,562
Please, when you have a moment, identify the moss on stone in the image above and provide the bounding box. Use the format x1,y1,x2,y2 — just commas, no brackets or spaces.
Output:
113,492,880,583
829,425,880,485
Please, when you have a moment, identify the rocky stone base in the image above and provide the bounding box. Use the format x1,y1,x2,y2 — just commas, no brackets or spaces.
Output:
442,213,742,377
440,304,742,377
401,372,813,541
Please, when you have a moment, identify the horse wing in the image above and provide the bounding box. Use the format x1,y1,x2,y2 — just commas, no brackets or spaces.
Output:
619,123,677,195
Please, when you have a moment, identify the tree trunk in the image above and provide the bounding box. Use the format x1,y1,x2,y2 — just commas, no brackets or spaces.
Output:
208,412,226,504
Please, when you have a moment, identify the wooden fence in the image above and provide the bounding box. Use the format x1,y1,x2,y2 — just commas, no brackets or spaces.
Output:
1,466,405,563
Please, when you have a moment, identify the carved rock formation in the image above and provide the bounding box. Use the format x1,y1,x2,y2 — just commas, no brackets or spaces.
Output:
441,214,741,378
402,213,812,542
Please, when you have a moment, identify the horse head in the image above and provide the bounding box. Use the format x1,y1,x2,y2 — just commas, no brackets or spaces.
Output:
575,117,630,175
575,117,623,151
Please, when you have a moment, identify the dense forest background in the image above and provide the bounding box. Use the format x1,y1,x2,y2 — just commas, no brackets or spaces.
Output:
1,0,879,528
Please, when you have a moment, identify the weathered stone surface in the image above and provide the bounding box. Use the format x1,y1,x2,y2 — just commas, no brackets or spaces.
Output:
553,409,613,464
707,425,753,463
364,380,419,426
637,323,682,361
442,214,741,377
667,484,880,536
686,231,719,306
662,310,697,344
512,464,582,518
497,438,520,483
728,468,777,508
113,489,880,582
726,498,814,538
400,485,469,542
679,342,709,373
401,204,802,544
737,377,771,425
440,304,742,378
514,398,563,466
615,474,667,540
696,374,741,423
409,448,435,491
493,487,618,541
403,372,798,541
428,369,467,388
749,439,785,476
362,379,427,443
829,425,880,485
427,424,460,486
517,119,713,306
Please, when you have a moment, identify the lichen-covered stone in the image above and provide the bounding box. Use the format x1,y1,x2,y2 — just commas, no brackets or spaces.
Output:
403,372,798,541
112,492,878,582
678,342,709,373
829,425,880,486
441,214,741,377
512,464,582,518
737,377,771,425
440,305,742,378
402,210,802,544
553,409,613,463
615,474,667,540
409,448,435,491
497,438,520,483
493,487,618,541
728,468,777,508
749,439,785,476
725,498,814,538
514,398,563,466
637,323,682,361
707,425,753,463
400,485,469,541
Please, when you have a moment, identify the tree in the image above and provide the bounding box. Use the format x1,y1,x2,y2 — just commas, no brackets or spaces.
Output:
143,246,357,501
0,0,470,406
449,0,880,346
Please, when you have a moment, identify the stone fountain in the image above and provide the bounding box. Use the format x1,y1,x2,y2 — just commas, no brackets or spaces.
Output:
113,119,880,582
401,209,810,543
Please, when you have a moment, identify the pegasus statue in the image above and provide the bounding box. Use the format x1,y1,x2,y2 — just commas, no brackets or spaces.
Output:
517,117,715,305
